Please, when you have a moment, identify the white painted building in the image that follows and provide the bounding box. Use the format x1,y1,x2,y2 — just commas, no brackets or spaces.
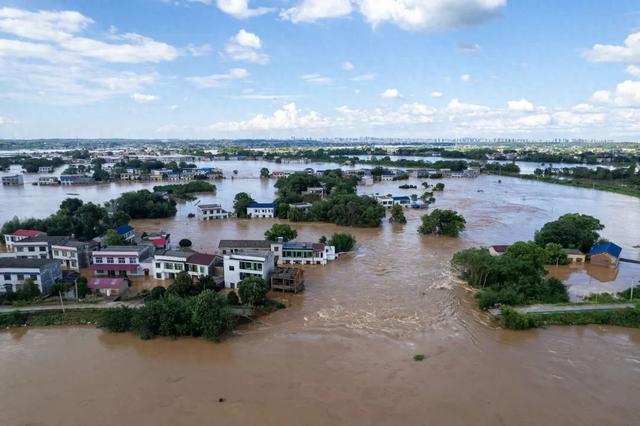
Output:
223,250,275,289
0,258,62,294
4,229,47,252
271,242,336,266
197,203,230,220
246,202,275,218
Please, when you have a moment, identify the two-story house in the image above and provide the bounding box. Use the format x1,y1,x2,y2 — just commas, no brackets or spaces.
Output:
246,202,275,218
223,250,275,289
0,258,62,294
90,245,154,277
4,229,47,252
52,240,98,271
197,204,230,220
14,236,70,260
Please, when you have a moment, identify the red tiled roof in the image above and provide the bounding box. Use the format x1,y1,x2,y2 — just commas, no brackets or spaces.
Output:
151,238,168,246
90,264,139,271
187,252,216,266
14,229,45,237
88,278,127,289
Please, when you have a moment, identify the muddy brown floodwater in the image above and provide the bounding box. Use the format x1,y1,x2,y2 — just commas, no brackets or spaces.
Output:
2,174,640,426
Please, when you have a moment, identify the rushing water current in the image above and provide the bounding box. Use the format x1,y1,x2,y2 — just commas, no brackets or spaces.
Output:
1,163,640,425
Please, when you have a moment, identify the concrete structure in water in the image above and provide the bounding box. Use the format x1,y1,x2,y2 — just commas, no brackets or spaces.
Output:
197,203,230,220
246,202,275,218
1,175,24,186
589,243,622,268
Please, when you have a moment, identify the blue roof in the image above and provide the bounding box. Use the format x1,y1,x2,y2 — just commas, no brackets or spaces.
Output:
393,196,410,201
248,202,275,209
589,242,622,258
115,224,134,235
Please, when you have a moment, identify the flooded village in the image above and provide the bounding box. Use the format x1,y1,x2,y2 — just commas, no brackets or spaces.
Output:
1,144,640,426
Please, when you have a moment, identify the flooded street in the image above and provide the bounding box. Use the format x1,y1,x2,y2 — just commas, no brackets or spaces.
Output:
1,169,640,425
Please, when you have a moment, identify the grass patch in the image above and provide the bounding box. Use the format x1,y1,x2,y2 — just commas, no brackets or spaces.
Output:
499,306,640,330
0,309,104,328
413,354,426,362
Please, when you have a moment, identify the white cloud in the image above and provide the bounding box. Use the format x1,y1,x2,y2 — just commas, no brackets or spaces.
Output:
209,102,330,131
590,80,640,107
507,98,534,112
516,113,550,127
281,0,353,23
458,42,481,53
584,32,640,63
381,88,401,98
342,61,355,71
301,73,333,84
224,29,268,64
187,43,213,56
216,0,274,19
233,29,261,48
590,90,611,103
187,67,250,88
430,91,443,97
131,92,159,103
282,0,506,30
0,8,177,64
626,65,640,77
446,98,489,114
460,73,471,82
350,73,375,81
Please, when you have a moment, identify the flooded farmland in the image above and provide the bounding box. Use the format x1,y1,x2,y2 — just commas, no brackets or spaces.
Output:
1,167,640,426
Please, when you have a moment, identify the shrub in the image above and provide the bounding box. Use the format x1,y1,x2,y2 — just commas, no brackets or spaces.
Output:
98,306,134,332
500,307,536,330
238,276,269,306
149,286,166,300
328,232,356,252
226,291,240,306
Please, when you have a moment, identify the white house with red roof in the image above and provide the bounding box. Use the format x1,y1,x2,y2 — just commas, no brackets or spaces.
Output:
4,229,47,252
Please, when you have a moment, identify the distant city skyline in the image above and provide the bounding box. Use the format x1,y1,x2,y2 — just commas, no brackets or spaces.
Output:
0,0,640,140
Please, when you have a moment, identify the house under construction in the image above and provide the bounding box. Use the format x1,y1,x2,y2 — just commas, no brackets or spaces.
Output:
270,267,305,293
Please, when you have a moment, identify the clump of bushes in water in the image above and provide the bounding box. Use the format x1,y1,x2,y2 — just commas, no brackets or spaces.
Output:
153,181,216,200
99,291,235,341
500,306,640,330
452,241,571,310
319,232,357,252
398,184,417,189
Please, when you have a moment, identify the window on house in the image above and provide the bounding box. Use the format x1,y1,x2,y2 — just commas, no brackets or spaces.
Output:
17,274,24,281
30,274,37,280
129,258,136,264
107,258,114,264
28,247,35,252
95,258,103,264
39,247,46,252
155,262,161,268
3,274,9,280
118,257,126,264
228,265,235,271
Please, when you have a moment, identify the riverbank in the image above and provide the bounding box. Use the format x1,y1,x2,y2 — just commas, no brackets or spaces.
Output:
486,171,640,198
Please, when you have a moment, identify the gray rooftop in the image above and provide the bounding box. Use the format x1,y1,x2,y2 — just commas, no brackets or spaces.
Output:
15,236,70,245
96,245,151,253
0,258,59,269
218,239,272,249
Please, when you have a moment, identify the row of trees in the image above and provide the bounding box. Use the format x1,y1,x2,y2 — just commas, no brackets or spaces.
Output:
2,190,178,243
100,274,271,341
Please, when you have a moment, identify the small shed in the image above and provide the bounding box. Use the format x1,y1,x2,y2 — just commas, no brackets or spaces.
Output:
88,277,129,297
589,243,622,268
563,248,586,264
271,267,305,293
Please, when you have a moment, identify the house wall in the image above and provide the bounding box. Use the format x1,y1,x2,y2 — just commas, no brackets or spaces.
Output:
590,252,618,268
223,253,274,288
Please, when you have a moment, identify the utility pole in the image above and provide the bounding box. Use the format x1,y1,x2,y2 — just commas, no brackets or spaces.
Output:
59,291,65,313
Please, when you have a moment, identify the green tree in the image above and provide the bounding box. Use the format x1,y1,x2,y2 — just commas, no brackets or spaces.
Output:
534,213,604,253
389,204,407,224
238,276,269,306
319,235,327,244
190,290,235,341
198,275,218,292
233,192,255,218
264,223,298,242
328,232,356,252
179,238,192,248
434,182,445,191
76,276,88,298
260,167,270,178
226,290,240,305
418,209,466,237
105,229,126,246
167,272,195,297
99,306,134,332
149,286,167,300
15,278,41,301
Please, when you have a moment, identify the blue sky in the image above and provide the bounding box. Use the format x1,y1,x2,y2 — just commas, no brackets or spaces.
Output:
0,0,640,140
